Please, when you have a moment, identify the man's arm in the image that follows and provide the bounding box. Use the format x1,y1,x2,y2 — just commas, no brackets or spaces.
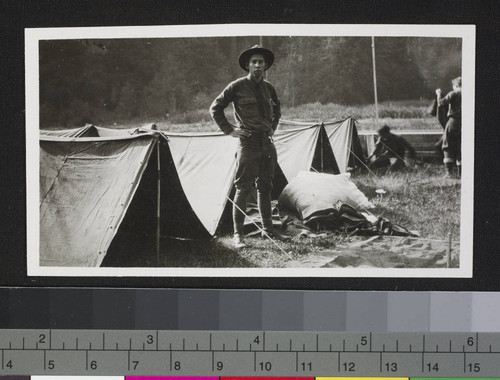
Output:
269,84,281,132
368,139,383,160
436,89,455,107
210,84,237,135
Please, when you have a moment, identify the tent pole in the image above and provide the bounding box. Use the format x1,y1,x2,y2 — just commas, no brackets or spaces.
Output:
371,36,379,126
156,138,161,265
320,125,324,172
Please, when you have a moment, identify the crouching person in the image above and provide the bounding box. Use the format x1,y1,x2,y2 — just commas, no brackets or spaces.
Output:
368,125,416,173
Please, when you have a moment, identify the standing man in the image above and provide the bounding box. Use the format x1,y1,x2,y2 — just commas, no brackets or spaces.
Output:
210,45,283,248
436,76,462,177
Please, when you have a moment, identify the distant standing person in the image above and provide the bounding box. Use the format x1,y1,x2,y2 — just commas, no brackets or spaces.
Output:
210,45,285,248
368,125,415,172
436,76,462,177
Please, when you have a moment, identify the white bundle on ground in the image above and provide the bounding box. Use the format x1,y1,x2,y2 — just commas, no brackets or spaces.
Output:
278,171,374,221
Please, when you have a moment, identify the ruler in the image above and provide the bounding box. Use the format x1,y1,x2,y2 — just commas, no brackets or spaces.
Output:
1,330,500,377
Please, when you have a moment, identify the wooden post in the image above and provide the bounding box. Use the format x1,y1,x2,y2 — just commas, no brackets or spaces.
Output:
371,37,379,126
447,232,452,268
157,139,161,265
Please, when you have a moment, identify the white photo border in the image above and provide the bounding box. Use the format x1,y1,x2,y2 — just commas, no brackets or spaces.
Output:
26,24,475,278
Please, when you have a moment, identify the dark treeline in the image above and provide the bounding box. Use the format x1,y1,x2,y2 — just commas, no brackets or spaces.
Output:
39,36,461,127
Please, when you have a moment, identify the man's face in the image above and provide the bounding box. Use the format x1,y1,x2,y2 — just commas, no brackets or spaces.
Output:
247,54,266,81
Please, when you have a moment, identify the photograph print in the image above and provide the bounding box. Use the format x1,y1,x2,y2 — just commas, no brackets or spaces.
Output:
26,24,475,277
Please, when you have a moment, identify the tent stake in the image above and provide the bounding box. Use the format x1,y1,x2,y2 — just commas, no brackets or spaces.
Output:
447,232,452,268
156,139,161,266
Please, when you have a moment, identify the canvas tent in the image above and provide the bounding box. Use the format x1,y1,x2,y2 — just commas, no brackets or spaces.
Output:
279,117,365,173
39,118,361,267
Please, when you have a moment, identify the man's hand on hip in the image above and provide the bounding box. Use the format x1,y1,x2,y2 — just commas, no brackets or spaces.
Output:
230,128,251,138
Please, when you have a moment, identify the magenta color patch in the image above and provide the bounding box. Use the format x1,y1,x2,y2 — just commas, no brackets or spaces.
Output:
127,378,219,380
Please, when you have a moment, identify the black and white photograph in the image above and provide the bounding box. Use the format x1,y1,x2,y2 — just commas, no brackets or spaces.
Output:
26,24,475,277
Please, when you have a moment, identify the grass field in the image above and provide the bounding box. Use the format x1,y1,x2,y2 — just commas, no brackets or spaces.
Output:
98,100,441,133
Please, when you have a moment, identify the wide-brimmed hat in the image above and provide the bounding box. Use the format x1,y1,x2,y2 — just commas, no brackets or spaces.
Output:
238,45,274,71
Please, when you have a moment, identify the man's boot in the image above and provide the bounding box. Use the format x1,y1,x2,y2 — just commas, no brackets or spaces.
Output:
258,189,291,241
